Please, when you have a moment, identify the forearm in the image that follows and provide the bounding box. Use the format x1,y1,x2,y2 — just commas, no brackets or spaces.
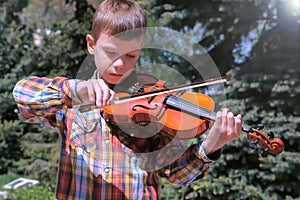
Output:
13,76,73,126
158,142,221,186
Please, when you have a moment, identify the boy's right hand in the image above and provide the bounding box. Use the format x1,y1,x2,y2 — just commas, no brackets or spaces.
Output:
75,79,115,107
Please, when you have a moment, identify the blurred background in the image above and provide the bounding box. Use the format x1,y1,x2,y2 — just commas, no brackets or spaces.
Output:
0,0,299,199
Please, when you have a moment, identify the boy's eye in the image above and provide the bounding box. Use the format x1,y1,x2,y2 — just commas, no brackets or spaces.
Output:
106,51,116,55
126,54,136,58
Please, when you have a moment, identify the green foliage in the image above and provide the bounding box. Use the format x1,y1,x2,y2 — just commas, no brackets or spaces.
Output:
0,0,28,175
10,125,59,188
0,120,24,173
5,184,55,200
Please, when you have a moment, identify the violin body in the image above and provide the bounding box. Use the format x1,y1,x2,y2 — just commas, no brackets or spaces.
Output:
103,91,214,139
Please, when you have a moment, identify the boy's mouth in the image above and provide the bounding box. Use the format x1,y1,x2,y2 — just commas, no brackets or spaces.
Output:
110,73,123,77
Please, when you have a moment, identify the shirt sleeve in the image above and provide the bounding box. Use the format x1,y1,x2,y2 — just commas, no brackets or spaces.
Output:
157,141,221,186
12,76,74,127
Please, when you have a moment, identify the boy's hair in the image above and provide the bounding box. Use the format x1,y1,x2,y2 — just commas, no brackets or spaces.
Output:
91,0,147,41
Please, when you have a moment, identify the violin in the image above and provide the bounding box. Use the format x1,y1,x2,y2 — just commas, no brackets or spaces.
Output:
100,76,285,157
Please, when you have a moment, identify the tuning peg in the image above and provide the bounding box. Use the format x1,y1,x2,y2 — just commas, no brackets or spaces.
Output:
256,123,264,130
267,131,275,140
261,149,269,158
249,141,259,149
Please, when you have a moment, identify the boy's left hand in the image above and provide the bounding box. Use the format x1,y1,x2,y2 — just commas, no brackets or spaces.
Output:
203,108,242,156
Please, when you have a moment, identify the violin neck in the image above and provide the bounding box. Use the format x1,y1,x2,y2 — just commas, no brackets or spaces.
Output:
163,95,253,133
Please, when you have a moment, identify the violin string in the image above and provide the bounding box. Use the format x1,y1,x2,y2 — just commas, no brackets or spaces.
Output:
163,95,216,121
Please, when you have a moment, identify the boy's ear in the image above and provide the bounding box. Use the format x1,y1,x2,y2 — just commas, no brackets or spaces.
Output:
86,34,95,55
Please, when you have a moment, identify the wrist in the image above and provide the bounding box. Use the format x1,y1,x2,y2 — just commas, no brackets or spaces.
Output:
66,79,84,105
202,138,214,155
200,140,222,162
198,142,214,163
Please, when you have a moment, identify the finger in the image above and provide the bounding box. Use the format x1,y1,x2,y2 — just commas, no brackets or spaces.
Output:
236,114,242,120
98,79,111,106
214,110,222,127
87,81,97,104
227,111,235,128
93,80,103,107
221,108,229,131
108,90,115,104
234,114,243,136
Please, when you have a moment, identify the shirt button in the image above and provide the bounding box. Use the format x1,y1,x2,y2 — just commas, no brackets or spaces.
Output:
104,167,111,173
104,139,110,144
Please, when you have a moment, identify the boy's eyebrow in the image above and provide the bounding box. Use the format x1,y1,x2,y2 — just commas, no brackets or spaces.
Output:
101,45,141,56
102,46,117,51
100,42,117,49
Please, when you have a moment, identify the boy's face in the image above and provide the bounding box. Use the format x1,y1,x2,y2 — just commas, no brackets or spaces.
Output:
86,32,143,85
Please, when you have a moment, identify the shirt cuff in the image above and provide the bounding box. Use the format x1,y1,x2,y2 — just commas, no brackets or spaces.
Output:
61,79,83,107
198,141,222,164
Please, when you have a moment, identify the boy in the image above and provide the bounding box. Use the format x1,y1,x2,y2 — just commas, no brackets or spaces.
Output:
13,0,242,199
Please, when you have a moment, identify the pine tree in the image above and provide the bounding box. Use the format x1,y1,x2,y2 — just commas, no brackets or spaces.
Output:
147,0,300,199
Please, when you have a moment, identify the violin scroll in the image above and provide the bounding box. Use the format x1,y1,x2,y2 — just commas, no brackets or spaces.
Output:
245,124,285,157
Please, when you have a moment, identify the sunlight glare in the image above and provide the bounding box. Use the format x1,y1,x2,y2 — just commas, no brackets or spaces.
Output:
287,0,300,12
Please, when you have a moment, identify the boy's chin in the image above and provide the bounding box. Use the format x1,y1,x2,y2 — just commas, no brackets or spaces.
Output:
103,71,134,88
102,78,118,86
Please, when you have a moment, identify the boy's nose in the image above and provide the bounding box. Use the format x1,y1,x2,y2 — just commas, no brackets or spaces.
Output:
112,57,125,70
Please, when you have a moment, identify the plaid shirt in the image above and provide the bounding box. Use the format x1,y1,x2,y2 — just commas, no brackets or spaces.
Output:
13,76,221,200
